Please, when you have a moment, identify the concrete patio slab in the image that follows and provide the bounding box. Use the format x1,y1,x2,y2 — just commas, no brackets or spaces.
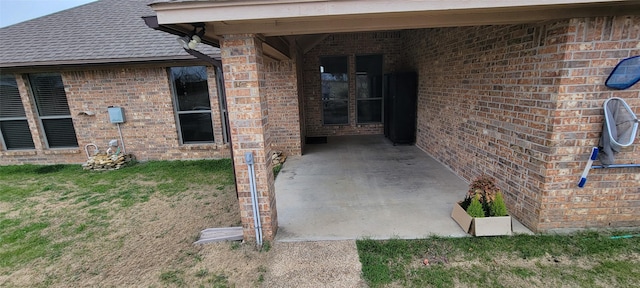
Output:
274,135,532,241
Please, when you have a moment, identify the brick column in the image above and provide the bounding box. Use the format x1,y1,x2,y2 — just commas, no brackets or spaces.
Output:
220,34,278,241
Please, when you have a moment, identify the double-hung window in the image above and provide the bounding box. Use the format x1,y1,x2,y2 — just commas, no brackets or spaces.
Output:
0,75,35,150
29,73,78,148
320,55,384,125
355,55,383,123
320,56,349,125
169,66,215,144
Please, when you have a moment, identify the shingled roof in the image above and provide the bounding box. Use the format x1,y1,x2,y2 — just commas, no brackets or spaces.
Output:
0,0,219,68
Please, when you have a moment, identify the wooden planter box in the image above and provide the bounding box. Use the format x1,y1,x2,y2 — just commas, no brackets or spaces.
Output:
451,202,512,236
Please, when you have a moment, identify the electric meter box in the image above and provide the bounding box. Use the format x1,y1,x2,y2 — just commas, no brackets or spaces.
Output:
107,107,125,123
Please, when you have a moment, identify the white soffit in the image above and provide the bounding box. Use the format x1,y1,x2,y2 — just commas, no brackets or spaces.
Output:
151,0,639,36
152,0,632,23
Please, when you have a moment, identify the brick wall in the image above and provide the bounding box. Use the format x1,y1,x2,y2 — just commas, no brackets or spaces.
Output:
221,34,277,241
0,64,230,165
403,23,565,230
294,47,307,153
403,16,639,232
265,58,303,156
541,16,640,231
302,32,406,137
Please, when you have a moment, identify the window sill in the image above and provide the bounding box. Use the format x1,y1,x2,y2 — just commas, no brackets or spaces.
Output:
1,150,38,156
179,143,229,151
43,148,81,155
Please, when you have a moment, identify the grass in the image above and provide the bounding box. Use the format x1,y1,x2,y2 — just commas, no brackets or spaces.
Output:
160,270,186,286
357,232,640,287
0,221,51,268
208,273,230,288
195,268,209,278
257,265,267,283
273,163,282,179
0,160,234,271
261,240,271,252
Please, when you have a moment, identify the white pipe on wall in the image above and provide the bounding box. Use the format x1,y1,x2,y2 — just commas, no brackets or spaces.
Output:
245,152,263,246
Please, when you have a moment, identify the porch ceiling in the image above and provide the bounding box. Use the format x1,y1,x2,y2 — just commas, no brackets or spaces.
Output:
151,0,639,37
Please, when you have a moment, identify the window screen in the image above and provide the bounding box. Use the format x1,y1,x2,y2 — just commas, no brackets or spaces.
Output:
169,66,214,144
29,73,78,148
0,75,35,150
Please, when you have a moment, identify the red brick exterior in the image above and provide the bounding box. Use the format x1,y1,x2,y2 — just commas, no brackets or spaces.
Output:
0,64,230,165
294,48,307,154
403,16,639,232
543,16,639,230
265,58,303,156
3,15,638,237
302,32,405,136
221,34,278,241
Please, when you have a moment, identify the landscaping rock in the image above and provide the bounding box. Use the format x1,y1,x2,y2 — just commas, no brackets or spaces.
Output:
82,153,134,171
271,151,286,166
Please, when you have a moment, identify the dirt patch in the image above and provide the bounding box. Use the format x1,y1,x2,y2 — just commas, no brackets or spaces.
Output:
263,241,366,288
195,242,271,287
0,201,11,213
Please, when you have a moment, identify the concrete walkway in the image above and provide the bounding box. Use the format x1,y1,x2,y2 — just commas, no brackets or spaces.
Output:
274,135,531,241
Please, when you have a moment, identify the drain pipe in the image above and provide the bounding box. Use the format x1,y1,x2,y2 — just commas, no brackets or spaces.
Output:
245,152,263,247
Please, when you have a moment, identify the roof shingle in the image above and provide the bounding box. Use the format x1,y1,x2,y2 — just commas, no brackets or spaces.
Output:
0,0,219,68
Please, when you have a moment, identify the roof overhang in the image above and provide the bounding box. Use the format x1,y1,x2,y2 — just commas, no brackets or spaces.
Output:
143,14,291,61
150,0,640,36
0,56,210,73
143,15,222,47
143,15,225,66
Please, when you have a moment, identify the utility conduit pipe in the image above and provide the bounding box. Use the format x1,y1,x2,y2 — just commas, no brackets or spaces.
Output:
245,152,263,247
117,123,126,154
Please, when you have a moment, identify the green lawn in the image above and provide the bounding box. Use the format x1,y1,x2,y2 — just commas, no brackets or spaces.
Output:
357,232,640,287
0,160,244,287
4,160,639,287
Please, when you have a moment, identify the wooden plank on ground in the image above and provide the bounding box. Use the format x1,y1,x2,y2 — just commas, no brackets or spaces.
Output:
194,226,243,244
